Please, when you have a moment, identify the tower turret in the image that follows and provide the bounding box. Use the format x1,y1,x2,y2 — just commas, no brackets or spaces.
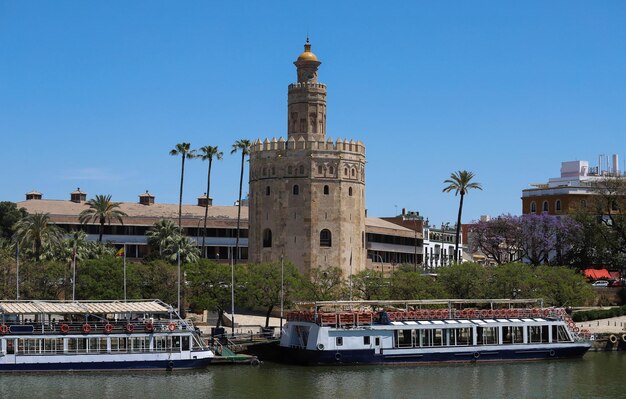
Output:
288,38,327,142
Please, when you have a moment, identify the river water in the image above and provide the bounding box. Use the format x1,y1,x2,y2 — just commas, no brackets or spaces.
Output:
0,352,622,399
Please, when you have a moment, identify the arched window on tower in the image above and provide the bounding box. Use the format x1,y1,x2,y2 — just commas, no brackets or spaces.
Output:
318,165,323,174
288,165,293,174
299,165,305,175
542,201,549,213
555,200,561,212
263,229,272,248
324,185,329,195
320,229,332,247
329,166,334,174
344,168,348,176
530,201,536,213
348,187,353,196
266,186,271,196
293,185,299,195
351,168,356,177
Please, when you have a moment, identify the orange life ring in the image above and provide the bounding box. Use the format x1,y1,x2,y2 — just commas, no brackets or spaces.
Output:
573,327,580,333
104,324,113,333
167,322,176,332
532,308,541,317
480,310,488,318
460,309,468,318
125,324,135,333
82,324,91,333
60,324,70,333
435,310,443,319
441,310,449,319
468,310,476,319
0,324,8,334
487,310,494,317
145,322,154,332
407,311,416,319
543,309,550,317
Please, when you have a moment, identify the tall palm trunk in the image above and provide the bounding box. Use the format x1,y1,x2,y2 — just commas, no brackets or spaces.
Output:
234,152,245,264
99,216,106,243
202,158,213,258
454,192,464,263
178,155,186,228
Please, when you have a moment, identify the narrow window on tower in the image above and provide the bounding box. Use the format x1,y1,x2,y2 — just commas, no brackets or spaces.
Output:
293,185,299,195
555,200,561,212
288,165,293,174
542,201,548,213
299,165,305,175
329,166,334,174
318,165,323,174
349,187,353,196
262,229,272,248
320,229,332,247
266,186,270,196
324,185,329,195
530,201,536,213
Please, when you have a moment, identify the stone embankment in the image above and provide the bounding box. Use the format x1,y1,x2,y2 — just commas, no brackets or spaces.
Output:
574,315,626,351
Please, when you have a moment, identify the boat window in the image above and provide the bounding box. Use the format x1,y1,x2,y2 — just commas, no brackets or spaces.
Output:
452,328,472,346
336,337,343,346
395,330,412,347
363,336,370,345
502,326,524,344
419,329,433,347
183,336,191,351
7,339,15,354
528,326,544,343
88,338,99,352
433,329,444,346
477,327,498,345
552,325,571,342
375,337,380,346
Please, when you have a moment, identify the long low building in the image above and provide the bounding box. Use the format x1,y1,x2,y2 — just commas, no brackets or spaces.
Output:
17,189,422,271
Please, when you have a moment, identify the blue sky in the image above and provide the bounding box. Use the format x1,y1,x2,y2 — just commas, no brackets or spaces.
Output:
1,1,625,226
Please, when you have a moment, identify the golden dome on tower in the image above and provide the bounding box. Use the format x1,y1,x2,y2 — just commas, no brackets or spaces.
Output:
297,38,318,62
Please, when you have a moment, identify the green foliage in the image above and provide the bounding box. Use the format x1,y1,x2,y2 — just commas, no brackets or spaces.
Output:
19,260,67,300
238,261,304,327
75,257,125,300
438,262,488,299
301,266,346,301
146,219,199,263
184,260,233,325
351,269,389,300
389,270,446,299
14,213,64,260
0,201,27,240
78,194,127,243
572,305,626,322
534,266,595,307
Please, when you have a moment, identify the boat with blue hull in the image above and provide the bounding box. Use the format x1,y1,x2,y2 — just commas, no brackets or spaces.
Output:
277,299,592,365
0,300,214,372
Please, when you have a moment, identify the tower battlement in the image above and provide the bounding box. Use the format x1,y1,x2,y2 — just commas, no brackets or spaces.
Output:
250,137,366,156
288,82,327,90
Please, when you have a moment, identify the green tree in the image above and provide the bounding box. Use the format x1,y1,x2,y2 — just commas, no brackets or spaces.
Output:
185,260,234,327
166,235,200,264
485,263,539,299
78,194,127,243
437,262,489,299
351,269,389,300
389,269,446,299
535,265,594,306
170,142,196,228
239,261,303,327
0,201,27,240
231,139,251,264
442,170,483,262
130,260,178,304
75,257,125,300
146,219,181,257
19,260,67,300
14,213,64,261
198,145,223,258
301,266,346,301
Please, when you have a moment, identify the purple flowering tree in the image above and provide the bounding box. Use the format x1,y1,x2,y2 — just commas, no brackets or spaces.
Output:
469,215,524,264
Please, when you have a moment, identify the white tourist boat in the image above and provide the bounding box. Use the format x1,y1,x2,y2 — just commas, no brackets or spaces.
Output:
278,299,592,365
0,299,214,372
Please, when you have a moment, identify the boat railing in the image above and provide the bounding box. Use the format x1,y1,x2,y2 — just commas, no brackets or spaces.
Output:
286,307,573,328
0,320,193,335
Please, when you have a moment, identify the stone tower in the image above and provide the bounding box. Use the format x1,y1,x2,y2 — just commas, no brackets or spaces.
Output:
248,40,367,277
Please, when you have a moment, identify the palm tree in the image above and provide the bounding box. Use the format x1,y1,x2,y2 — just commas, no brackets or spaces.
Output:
79,194,127,242
231,139,251,264
146,219,181,257
170,142,196,228
442,170,483,263
198,145,223,257
13,213,64,260
167,235,201,264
